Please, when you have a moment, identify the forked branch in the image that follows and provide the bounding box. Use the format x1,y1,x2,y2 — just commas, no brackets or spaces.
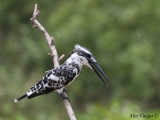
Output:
30,4,76,120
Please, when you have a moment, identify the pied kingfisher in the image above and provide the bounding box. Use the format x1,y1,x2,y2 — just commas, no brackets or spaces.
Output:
14,44,109,102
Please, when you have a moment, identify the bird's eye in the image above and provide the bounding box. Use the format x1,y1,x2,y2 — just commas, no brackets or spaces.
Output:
87,54,91,58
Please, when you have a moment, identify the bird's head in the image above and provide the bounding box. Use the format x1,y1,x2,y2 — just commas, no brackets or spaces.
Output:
72,44,110,86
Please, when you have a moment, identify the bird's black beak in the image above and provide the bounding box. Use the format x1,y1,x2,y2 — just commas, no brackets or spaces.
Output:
88,59,110,86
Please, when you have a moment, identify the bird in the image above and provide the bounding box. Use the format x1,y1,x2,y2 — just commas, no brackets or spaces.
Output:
14,44,109,102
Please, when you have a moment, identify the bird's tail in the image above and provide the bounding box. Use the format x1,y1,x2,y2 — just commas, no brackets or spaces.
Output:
14,94,27,102
13,79,55,102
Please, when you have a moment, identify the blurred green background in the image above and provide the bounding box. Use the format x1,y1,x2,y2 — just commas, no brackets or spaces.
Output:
0,0,160,120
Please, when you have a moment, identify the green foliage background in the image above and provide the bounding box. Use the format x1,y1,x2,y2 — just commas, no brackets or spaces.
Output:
0,0,160,120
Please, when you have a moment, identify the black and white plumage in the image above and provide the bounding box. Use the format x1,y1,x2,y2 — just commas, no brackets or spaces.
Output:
14,44,109,102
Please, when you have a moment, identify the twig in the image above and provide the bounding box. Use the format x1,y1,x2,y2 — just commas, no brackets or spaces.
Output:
59,54,65,63
30,4,76,120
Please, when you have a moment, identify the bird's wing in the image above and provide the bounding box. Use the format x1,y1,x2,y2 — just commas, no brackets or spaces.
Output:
26,70,62,99
26,64,78,99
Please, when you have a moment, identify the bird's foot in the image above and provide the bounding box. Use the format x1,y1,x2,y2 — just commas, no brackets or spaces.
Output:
60,89,71,102
63,88,67,94
61,96,71,102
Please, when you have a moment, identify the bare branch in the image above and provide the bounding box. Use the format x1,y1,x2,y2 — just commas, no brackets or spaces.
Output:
30,4,59,66
33,4,38,15
59,54,65,63
30,4,76,120
48,53,54,58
